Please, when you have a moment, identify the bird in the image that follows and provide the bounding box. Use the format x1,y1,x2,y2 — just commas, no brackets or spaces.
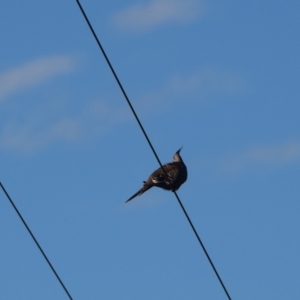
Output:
125,148,187,203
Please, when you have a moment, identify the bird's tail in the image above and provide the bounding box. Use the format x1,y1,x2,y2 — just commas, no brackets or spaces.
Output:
125,184,152,203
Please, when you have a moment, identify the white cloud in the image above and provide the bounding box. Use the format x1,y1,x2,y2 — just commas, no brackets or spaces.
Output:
0,55,75,101
222,141,300,173
0,119,81,153
113,0,203,31
136,67,244,110
0,60,243,154
169,68,243,95
0,100,130,154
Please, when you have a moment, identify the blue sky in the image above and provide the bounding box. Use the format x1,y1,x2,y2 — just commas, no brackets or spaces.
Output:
1,0,300,299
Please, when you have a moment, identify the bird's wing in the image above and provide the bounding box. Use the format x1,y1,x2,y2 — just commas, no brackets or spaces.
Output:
151,163,178,183
151,173,165,183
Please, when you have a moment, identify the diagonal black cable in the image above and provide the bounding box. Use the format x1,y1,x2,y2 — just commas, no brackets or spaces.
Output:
74,1,231,299
0,182,73,300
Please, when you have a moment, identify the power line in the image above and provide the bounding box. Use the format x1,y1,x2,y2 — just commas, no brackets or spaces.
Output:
74,1,232,299
0,182,73,300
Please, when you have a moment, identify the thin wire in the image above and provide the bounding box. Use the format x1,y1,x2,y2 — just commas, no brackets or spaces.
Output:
0,182,73,300
74,1,231,299
173,191,231,299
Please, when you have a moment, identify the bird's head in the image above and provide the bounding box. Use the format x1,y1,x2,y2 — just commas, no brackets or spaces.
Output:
173,147,183,162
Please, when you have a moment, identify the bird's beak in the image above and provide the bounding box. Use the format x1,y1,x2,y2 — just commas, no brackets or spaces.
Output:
176,147,183,153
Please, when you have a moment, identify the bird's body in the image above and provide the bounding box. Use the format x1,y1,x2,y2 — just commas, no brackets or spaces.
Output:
125,148,187,203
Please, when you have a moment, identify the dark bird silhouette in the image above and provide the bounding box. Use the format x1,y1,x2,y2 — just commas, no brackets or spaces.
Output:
125,148,187,203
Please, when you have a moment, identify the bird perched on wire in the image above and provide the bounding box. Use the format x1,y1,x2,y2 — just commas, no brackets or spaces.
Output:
125,148,187,203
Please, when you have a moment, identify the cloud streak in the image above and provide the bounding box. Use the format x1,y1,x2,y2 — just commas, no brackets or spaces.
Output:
137,67,244,111
0,55,75,101
169,68,243,95
0,118,81,153
0,100,130,154
113,0,203,31
0,60,243,154
222,141,300,173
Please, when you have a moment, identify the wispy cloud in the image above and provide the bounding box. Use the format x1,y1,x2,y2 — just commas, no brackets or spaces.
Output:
113,0,204,31
136,67,244,110
0,118,81,153
0,61,243,154
0,100,130,154
222,141,300,173
169,68,244,96
0,55,75,101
